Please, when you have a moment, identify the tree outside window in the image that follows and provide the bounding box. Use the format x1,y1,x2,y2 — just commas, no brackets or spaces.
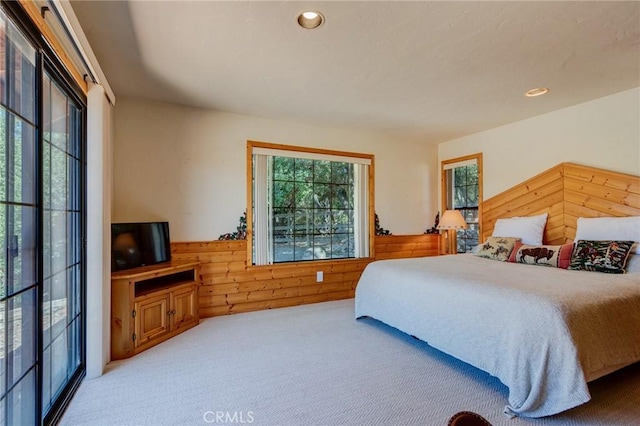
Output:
249,142,372,266
453,164,479,253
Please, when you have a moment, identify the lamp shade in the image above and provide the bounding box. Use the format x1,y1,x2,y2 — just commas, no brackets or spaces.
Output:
437,210,468,230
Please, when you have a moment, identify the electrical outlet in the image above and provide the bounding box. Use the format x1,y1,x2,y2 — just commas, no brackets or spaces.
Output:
316,271,324,282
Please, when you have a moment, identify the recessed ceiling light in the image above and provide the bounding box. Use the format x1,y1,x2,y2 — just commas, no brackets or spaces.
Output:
298,11,324,29
525,87,550,97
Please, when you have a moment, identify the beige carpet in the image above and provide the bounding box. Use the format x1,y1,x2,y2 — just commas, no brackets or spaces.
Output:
61,299,640,425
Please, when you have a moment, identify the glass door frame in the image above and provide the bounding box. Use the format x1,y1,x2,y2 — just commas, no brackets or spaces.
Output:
40,58,87,426
1,2,87,425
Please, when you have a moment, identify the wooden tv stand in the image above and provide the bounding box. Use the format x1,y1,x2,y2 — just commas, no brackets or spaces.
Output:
111,260,201,360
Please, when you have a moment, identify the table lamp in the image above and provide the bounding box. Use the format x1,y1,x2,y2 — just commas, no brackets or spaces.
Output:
437,210,468,254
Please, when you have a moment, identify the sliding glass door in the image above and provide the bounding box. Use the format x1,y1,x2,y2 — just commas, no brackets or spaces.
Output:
1,5,86,425
41,70,84,421
1,10,39,424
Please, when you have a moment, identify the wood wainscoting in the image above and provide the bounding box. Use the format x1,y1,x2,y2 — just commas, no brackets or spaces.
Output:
374,234,440,260
171,234,440,318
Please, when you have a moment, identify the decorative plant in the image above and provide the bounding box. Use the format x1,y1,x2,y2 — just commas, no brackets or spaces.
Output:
218,211,247,240
425,211,440,234
375,213,392,236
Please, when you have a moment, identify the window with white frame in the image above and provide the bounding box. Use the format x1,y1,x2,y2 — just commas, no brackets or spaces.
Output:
250,143,372,265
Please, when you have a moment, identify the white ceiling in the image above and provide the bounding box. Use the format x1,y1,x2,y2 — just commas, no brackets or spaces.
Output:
70,1,640,144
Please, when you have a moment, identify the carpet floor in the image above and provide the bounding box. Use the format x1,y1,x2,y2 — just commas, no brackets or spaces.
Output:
61,299,640,426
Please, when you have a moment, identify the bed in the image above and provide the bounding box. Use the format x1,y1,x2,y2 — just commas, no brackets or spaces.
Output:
355,163,640,418
355,255,640,417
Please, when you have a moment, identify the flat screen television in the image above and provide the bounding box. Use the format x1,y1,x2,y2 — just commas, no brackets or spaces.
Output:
111,222,171,272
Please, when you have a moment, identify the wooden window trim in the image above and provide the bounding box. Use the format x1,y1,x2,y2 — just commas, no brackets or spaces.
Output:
246,140,375,267
17,0,87,94
440,153,483,247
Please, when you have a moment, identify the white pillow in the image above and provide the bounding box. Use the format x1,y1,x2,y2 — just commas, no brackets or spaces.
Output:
625,254,640,273
574,216,640,254
492,213,548,246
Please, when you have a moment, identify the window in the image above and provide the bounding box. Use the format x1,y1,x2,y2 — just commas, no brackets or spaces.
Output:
0,5,86,425
249,142,373,265
442,154,482,253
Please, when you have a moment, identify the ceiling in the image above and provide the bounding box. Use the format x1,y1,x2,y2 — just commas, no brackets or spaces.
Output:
69,1,640,144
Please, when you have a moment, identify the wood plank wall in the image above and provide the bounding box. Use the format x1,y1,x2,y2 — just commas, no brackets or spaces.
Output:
563,163,640,240
172,234,439,317
375,234,440,260
482,164,565,244
482,163,640,245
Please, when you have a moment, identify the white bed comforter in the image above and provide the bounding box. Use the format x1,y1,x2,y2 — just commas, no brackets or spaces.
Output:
354,254,640,418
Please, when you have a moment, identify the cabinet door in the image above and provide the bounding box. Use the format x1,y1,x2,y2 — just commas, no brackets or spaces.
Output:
171,285,198,330
134,293,170,347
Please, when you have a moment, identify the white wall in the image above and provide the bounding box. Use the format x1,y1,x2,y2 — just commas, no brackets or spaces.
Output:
86,83,113,376
439,88,640,200
113,98,438,240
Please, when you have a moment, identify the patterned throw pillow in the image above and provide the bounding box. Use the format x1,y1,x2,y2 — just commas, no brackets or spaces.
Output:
568,240,635,274
474,237,520,262
508,242,574,268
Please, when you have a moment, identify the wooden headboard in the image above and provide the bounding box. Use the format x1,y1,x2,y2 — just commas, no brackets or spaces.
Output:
482,163,640,245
